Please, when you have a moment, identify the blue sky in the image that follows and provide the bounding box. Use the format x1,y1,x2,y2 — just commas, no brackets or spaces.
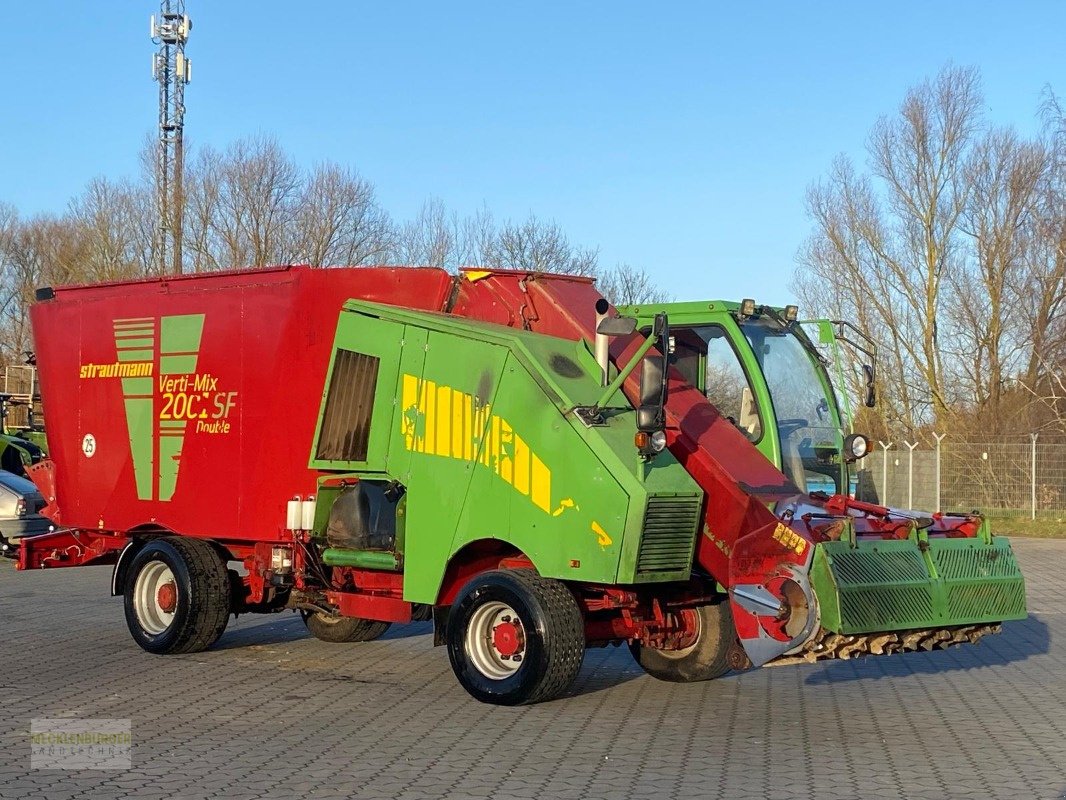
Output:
1,2,1063,305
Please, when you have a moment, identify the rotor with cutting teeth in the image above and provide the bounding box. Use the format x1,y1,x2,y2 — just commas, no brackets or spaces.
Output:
766,623,1003,666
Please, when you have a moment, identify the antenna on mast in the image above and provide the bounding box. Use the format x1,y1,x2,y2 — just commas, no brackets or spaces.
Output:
151,2,192,275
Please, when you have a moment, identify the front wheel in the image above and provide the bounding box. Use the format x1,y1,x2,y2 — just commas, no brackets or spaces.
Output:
123,537,231,655
447,569,585,705
629,601,735,682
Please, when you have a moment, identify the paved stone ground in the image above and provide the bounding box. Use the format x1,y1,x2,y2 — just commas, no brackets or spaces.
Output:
0,538,1063,800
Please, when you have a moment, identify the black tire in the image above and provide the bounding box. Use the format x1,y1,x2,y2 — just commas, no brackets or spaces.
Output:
123,537,230,655
411,603,433,622
446,569,585,705
629,601,734,682
301,610,391,642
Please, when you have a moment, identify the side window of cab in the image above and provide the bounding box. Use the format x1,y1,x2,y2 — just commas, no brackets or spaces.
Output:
671,326,762,441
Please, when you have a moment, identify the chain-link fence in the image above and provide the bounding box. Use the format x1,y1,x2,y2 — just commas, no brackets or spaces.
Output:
859,434,1066,519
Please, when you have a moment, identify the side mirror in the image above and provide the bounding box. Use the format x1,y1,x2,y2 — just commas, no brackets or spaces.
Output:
639,354,665,407
638,354,667,433
651,313,668,338
863,364,876,408
596,316,637,336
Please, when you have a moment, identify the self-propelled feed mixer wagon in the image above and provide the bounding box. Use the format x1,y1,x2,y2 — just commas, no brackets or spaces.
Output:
20,266,1026,704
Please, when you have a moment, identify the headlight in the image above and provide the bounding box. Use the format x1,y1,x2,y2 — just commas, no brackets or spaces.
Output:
634,430,668,455
843,433,871,462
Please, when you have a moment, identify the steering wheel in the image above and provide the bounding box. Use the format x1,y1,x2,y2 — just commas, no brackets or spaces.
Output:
777,418,809,438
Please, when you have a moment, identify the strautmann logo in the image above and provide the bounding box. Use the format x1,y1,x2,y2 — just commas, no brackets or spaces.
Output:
79,314,239,502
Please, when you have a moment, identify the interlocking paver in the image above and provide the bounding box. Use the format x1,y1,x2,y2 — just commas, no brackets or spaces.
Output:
1,539,1065,799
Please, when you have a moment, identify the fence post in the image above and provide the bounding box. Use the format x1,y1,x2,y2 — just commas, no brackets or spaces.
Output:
1031,432,1039,520
904,441,918,509
879,441,893,506
933,432,946,512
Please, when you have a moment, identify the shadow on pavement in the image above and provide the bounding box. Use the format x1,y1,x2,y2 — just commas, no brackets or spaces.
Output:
803,614,1050,685
561,646,646,699
212,614,433,650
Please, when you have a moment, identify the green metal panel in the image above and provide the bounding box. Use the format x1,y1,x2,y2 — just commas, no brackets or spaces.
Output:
314,302,703,604
399,332,513,599
810,536,1027,634
930,537,1028,621
385,326,430,480
308,314,406,474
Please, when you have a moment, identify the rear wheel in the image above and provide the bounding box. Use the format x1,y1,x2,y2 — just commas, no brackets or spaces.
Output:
301,610,390,642
447,569,585,705
123,537,230,655
629,601,734,682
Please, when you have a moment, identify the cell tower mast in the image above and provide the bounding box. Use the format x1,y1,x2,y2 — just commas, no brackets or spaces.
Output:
151,2,192,276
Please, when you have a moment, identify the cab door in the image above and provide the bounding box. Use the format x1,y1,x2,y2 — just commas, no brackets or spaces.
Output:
668,324,778,466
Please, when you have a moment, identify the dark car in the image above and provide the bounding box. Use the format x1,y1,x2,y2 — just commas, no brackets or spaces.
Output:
0,433,44,477
0,470,50,558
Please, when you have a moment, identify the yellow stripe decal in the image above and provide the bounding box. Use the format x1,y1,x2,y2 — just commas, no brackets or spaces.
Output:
499,419,514,484
491,415,501,475
436,385,451,457
513,435,530,495
463,394,473,461
401,373,554,515
424,379,436,455
452,389,465,460
591,521,613,548
531,453,551,513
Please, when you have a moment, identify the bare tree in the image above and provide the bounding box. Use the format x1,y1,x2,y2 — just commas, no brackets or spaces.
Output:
184,144,224,273
479,213,599,276
799,155,926,430
458,205,501,269
66,177,150,282
213,136,301,267
867,65,982,419
1,134,669,371
0,215,89,363
797,66,1064,437
800,67,985,429
292,162,393,266
949,130,1048,424
393,205,609,282
0,203,21,364
596,263,671,305
1018,89,1066,431
392,198,459,269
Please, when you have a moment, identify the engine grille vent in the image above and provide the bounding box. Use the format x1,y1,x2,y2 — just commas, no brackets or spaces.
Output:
636,495,702,575
316,350,380,462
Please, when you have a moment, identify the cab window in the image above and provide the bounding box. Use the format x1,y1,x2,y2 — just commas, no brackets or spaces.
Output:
670,326,762,441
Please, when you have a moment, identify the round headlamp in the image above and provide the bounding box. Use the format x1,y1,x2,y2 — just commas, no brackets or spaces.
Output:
843,433,871,462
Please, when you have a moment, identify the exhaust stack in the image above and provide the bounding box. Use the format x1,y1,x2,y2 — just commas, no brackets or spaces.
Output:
594,298,610,386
